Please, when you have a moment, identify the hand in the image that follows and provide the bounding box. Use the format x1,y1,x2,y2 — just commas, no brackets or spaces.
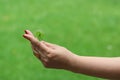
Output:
23,30,75,69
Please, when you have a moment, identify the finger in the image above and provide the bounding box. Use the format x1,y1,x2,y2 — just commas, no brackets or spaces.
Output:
33,51,42,60
39,41,52,53
25,30,34,36
33,48,48,63
23,30,38,42
43,41,58,48
23,33,40,45
24,30,44,47
32,44,47,58
33,52,47,63
23,34,34,41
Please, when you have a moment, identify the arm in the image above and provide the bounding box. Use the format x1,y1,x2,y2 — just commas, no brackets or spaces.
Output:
23,30,120,80
67,56,120,79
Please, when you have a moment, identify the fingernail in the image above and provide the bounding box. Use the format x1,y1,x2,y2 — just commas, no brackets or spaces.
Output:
24,30,27,33
23,34,26,38
25,30,30,34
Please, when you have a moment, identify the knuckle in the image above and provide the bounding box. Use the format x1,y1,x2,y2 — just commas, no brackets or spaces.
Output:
34,41,40,46
46,50,51,54
47,54,54,59
42,58,50,64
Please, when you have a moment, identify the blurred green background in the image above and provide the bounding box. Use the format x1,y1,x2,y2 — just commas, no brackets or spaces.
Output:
0,0,120,80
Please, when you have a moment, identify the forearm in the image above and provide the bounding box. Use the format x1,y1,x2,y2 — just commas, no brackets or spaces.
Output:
66,55,120,79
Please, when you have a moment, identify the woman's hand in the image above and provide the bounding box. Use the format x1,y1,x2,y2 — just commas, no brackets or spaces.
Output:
23,30,75,69
23,30,120,79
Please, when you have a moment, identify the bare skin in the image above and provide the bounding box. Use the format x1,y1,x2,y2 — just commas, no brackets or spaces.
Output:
23,30,120,80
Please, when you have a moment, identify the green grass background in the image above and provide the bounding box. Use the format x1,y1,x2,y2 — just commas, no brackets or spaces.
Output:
0,0,120,80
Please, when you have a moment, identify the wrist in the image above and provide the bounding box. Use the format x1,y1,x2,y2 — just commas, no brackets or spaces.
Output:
63,53,80,72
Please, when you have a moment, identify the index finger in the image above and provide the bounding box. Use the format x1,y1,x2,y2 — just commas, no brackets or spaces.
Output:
23,30,40,45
